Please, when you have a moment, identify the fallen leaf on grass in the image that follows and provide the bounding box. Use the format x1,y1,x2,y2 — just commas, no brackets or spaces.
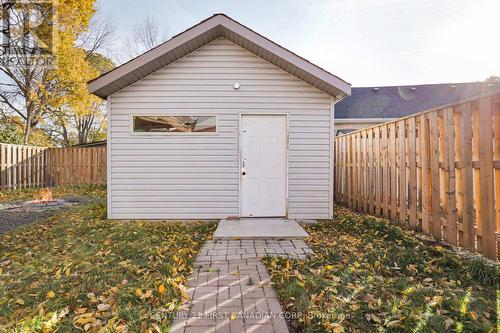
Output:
261,206,498,332
97,303,110,311
46,290,55,299
0,191,221,331
158,284,166,294
74,307,87,314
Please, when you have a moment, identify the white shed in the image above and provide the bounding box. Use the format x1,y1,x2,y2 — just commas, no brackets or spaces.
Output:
88,14,350,220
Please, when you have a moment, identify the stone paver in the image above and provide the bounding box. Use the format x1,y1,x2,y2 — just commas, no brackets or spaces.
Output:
173,239,315,332
197,239,313,262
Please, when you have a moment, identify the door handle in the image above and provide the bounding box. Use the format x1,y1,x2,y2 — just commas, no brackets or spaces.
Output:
241,159,246,176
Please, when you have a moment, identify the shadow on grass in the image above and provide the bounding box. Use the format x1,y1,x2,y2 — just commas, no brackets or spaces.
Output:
0,198,216,332
264,206,498,333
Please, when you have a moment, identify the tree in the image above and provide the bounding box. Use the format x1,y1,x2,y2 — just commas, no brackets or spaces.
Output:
43,53,114,146
485,76,500,82
78,12,115,61
0,0,97,144
49,11,115,147
73,52,113,145
46,52,114,146
0,1,58,144
0,114,50,145
122,16,168,61
0,117,23,144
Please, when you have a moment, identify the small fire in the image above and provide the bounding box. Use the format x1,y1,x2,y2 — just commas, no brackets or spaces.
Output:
35,188,53,203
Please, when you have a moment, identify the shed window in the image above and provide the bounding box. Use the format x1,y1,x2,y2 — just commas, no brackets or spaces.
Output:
133,115,217,133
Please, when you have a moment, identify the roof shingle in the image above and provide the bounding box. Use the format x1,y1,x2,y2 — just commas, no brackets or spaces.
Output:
335,82,500,119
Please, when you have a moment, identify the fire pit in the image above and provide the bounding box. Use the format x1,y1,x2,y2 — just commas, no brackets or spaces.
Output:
22,188,66,211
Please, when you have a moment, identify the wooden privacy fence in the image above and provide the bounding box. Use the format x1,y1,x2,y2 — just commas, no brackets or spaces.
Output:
0,144,106,190
334,92,500,259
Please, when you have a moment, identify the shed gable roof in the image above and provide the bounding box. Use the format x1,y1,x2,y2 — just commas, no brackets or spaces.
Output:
88,14,350,99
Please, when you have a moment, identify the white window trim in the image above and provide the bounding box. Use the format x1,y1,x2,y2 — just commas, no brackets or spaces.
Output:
129,113,219,135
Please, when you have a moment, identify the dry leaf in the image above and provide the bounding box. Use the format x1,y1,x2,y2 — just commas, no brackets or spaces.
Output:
97,303,110,311
158,284,166,294
75,307,87,314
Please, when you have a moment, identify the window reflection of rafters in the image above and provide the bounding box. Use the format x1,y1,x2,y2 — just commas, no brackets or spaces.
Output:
134,115,216,133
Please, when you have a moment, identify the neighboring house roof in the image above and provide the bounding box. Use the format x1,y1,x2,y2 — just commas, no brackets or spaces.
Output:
71,140,107,148
335,82,500,119
335,129,356,136
88,13,350,99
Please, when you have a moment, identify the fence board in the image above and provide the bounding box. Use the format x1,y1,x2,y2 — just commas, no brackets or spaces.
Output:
354,133,359,210
408,117,417,229
367,128,374,214
0,144,106,190
428,111,442,240
0,144,5,190
381,125,389,218
457,103,474,249
334,92,500,259
477,97,496,258
389,123,397,221
398,121,407,225
374,127,381,215
494,96,500,257
443,108,457,245
343,136,348,205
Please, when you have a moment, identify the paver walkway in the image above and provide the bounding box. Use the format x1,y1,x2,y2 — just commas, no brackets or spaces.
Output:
171,239,315,333
197,239,313,261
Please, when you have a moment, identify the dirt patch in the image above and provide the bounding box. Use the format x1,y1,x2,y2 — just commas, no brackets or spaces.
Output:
0,210,61,233
0,196,95,234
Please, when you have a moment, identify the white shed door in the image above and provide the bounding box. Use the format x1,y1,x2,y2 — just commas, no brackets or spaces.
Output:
241,115,287,217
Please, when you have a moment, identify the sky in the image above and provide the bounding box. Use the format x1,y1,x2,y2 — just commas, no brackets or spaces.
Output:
96,0,500,87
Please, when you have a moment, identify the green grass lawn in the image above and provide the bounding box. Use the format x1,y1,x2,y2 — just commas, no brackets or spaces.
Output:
264,206,498,333
0,186,216,332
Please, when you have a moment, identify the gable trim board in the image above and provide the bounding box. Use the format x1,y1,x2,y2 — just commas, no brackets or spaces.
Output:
91,15,350,220
89,14,350,99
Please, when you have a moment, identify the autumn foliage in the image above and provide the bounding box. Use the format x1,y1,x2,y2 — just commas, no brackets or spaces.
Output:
264,207,497,332
0,187,216,332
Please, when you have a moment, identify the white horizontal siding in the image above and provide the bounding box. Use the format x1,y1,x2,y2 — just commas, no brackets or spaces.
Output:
109,37,332,219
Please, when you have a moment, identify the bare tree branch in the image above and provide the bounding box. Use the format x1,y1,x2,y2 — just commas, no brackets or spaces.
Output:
123,16,169,61
78,12,115,59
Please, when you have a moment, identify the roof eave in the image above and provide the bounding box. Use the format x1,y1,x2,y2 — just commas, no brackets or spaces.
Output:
88,16,223,98
88,14,351,99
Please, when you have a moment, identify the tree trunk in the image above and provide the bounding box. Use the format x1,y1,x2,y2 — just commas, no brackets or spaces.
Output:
23,113,32,144
62,124,70,147
23,125,30,144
